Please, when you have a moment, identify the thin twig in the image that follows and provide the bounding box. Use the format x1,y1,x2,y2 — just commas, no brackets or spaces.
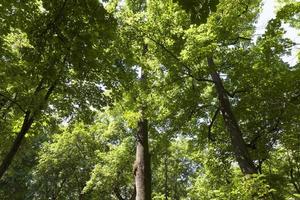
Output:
126,23,215,84
0,92,26,113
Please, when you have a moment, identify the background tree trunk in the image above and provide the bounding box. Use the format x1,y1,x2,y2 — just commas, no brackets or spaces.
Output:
0,81,56,179
0,111,34,179
134,117,151,200
164,151,168,200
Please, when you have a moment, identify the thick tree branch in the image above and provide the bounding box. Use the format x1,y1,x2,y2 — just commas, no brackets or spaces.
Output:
290,168,300,193
207,107,220,141
44,79,59,102
207,56,257,174
0,110,34,179
0,75,59,179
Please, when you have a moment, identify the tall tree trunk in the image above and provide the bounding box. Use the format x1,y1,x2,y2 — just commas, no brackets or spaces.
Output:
0,111,34,179
164,151,168,200
207,56,257,174
133,43,151,199
134,116,151,200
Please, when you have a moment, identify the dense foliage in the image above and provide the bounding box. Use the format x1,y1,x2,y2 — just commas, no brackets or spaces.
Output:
0,0,299,199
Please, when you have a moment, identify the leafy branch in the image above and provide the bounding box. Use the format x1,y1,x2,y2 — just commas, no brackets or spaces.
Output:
0,92,26,113
126,23,215,84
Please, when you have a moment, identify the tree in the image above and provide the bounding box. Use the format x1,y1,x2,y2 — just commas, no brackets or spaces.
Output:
0,0,118,179
0,0,300,199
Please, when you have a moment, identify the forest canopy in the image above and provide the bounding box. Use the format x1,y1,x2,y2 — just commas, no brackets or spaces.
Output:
0,0,299,199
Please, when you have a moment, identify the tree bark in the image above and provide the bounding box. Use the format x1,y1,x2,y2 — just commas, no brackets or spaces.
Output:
0,111,34,179
207,56,257,174
134,117,151,200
